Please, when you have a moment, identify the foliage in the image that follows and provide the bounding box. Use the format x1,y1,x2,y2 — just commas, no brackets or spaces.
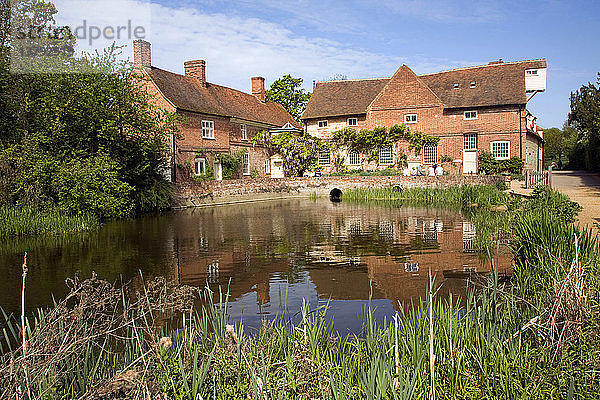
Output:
524,187,583,224
265,74,311,121
439,154,453,164
330,124,439,165
252,131,326,176
0,0,179,227
478,152,524,174
544,124,578,168
569,72,600,170
218,150,246,180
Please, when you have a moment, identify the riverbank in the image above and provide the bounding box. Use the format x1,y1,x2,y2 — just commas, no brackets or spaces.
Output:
0,206,100,238
1,185,598,398
175,175,503,207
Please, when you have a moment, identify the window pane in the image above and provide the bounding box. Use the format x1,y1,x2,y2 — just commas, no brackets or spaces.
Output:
423,143,438,164
464,134,477,150
318,150,330,166
379,146,393,165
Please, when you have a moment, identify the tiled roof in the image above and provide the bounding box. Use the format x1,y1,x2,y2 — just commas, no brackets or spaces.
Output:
301,59,547,119
301,78,390,119
147,66,298,127
419,59,547,108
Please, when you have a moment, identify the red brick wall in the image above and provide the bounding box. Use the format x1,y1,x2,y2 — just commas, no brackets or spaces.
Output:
305,103,528,173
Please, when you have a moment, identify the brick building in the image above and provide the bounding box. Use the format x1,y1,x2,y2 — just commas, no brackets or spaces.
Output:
302,59,547,173
132,40,300,181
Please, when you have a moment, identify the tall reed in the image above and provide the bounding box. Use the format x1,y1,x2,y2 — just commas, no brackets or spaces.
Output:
0,206,99,237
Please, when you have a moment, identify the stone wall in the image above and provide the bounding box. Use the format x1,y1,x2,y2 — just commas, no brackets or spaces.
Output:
176,175,503,207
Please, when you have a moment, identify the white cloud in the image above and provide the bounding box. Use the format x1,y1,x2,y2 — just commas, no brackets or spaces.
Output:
53,0,480,92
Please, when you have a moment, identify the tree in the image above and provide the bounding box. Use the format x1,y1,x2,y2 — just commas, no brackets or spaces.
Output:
0,0,180,218
569,73,600,170
543,124,578,168
265,74,311,121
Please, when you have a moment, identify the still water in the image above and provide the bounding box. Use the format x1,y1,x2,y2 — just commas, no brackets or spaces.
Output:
0,199,511,334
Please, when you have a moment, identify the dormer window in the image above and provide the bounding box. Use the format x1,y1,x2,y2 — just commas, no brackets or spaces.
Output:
318,120,328,128
453,83,459,89
470,81,476,88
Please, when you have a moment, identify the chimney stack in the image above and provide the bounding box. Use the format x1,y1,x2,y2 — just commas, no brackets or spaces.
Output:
252,77,266,102
133,39,151,68
184,60,206,86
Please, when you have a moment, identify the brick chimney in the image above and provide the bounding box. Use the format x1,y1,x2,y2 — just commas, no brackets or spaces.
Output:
252,77,266,102
184,60,206,86
133,39,151,68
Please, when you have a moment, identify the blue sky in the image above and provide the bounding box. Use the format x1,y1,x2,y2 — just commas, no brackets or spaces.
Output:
55,0,600,128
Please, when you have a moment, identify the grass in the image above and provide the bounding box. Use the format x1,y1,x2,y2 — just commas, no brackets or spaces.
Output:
0,206,100,238
1,185,599,398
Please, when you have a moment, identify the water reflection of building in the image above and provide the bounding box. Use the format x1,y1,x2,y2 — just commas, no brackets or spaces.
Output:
168,200,512,313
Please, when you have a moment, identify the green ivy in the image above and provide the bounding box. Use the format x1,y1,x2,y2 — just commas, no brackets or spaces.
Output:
330,124,439,163
218,150,247,180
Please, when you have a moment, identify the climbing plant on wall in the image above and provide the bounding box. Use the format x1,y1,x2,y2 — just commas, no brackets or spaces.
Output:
218,150,246,180
252,131,327,176
330,124,440,162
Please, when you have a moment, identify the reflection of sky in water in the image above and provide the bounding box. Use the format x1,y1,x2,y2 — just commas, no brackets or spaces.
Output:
222,271,396,335
0,199,511,335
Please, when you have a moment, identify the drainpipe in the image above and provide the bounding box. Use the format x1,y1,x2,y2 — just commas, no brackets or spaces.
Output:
171,133,177,183
519,106,523,159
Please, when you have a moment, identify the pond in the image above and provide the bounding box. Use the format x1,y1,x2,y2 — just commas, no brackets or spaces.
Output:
0,199,511,334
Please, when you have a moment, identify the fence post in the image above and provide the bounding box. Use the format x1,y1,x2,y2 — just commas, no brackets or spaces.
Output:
525,170,529,189
548,165,553,188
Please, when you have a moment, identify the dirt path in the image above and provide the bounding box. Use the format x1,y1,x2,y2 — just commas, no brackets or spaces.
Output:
552,170,600,231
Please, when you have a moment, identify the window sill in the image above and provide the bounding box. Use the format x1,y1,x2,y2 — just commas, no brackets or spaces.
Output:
202,137,216,140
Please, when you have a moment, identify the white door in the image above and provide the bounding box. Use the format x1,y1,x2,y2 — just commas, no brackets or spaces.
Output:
463,151,477,174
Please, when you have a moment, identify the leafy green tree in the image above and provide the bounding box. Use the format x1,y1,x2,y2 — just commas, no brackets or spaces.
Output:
265,74,311,121
569,73,600,170
543,124,578,168
0,0,180,219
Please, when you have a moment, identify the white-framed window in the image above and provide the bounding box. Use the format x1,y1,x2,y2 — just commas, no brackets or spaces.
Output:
241,124,247,140
348,150,360,165
318,150,330,166
405,114,417,124
423,143,438,164
470,81,476,88
264,159,270,174
202,120,214,139
318,120,328,128
242,153,250,175
194,157,206,175
379,145,393,165
491,141,510,160
526,69,538,75
453,83,459,89
464,133,477,150
347,118,357,126
464,110,478,120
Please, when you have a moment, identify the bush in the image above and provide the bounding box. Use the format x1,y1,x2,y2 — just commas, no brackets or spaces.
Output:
478,152,524,174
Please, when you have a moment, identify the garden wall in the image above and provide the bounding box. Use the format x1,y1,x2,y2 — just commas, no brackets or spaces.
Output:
175,175,503,207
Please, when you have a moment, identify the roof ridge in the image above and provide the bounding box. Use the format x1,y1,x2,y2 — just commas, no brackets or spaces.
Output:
315,77,391,84
419,59,547,76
